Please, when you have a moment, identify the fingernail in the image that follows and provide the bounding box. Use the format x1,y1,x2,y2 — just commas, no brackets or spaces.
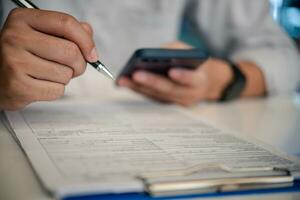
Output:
135,72,148,82
89,47,98,62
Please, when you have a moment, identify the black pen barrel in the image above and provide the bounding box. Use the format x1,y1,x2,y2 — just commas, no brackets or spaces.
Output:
11,0,39,9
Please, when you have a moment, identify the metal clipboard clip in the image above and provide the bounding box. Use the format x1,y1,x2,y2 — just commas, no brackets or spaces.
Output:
137,164,294,197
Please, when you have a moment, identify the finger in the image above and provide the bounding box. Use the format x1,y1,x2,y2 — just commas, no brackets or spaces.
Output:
11,8,97,62
80,22,93,37
132,71,197,103
23,51,73,85
117,77,134,87
132,71,187,99
169,68,204,86
0,46,67,104
119,72,198,105
24,75,66,102
25,30,87,77
120,75,201,106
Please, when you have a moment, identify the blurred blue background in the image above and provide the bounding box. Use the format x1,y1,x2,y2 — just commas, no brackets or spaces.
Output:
179,0,300,48
270,0,300,94
270,0,300,39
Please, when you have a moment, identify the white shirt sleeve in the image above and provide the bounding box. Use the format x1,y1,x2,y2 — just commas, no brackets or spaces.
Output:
194,0,300,95
227,0,300,95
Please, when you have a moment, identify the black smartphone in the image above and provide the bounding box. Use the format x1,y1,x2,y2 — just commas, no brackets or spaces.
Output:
117,48,209,79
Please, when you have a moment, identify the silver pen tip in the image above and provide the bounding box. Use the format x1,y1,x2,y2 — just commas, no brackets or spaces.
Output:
91,61,115,80
100,65,115,80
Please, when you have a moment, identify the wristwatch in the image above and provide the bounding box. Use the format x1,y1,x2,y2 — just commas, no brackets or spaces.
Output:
219,61,246,102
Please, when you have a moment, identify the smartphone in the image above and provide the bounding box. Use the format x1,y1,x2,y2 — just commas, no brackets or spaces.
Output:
117,48,209,79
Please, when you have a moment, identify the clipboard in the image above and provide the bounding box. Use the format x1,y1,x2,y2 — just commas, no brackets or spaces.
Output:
138,164,295,197
62,165,300,200
62,180,300,200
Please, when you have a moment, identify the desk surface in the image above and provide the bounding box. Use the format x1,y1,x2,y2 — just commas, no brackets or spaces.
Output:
1,74,300,200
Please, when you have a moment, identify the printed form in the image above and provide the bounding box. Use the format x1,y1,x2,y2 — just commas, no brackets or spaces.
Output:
4,99,300,197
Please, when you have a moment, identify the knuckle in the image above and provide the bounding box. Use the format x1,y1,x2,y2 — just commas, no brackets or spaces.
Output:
3,56,24,74
64,42,81,59
74,62,87,77
50,65,73,85
1,29,24,46
8,8,25,20
82,22,93,35
63,42,86,77
61,68,73,84
86,26,93,35
59,14,77,33
73,61,86,78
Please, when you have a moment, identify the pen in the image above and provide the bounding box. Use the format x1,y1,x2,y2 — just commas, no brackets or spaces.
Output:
10,0,115,80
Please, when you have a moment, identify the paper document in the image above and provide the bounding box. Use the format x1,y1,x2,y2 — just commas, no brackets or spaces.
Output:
4,99,300,198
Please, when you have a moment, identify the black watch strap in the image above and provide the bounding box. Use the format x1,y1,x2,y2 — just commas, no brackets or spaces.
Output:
219,61,246,102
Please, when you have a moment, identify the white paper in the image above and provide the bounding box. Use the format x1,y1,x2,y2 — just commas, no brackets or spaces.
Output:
4,99,300,198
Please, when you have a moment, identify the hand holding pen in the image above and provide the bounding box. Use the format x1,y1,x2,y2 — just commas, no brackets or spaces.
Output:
0,0,113,110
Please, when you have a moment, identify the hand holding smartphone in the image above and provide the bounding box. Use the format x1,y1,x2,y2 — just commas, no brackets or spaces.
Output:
117,48,209,79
